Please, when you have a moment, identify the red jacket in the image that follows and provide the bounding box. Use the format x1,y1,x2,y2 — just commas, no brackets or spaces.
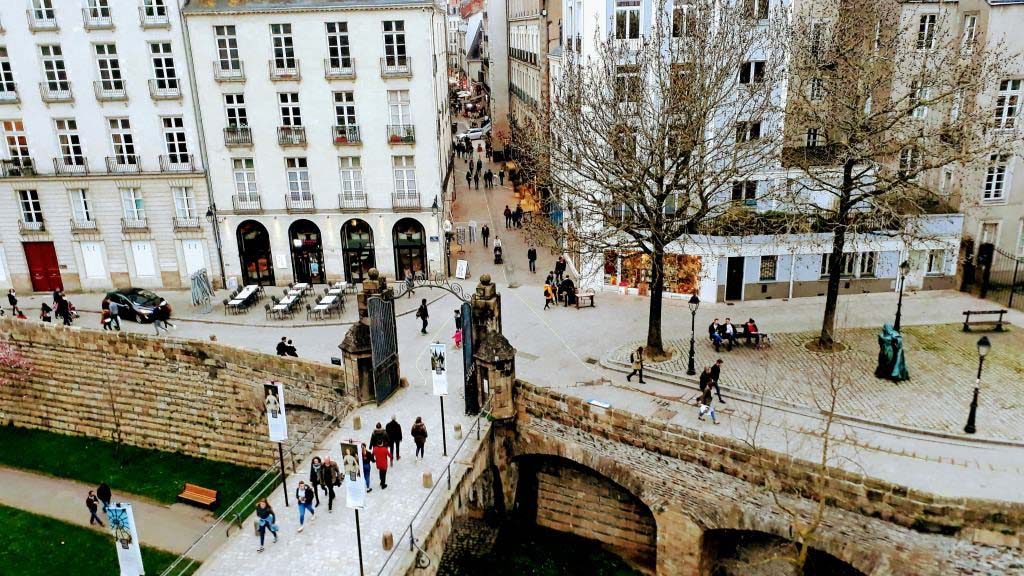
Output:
372,445,391,471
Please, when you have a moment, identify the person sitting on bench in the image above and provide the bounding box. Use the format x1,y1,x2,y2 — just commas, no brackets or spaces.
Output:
718,318,737,351
743,318,760,345
708,319,723,351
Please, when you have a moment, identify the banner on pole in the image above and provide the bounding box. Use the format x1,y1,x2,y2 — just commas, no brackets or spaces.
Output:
107,503,144,576
341,440,366,509
430,342,449,396
264,381,288,442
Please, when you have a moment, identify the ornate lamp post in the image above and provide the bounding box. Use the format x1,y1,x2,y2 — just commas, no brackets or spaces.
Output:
893,260,910,331
686,294,700,376
963,336,991,434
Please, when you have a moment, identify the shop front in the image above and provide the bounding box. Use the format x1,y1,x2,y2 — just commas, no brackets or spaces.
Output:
342,218,376,284
393,218,427,279
289,219,326,285
603,251,702,296
237,220,275,286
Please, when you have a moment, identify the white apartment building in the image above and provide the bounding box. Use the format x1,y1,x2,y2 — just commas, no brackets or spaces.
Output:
182,0,452,288
508,0,558,131
0,0,215,293
485,0,512,156
447,4,466,73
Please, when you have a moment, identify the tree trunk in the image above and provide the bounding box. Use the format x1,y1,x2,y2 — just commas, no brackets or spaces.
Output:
646,245,667,359
819,161,856,349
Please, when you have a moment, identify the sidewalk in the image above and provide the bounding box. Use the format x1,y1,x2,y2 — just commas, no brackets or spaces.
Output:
0,465,217,558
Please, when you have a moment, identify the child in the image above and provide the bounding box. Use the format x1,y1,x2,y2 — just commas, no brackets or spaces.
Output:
40,303,52,322
697,386,719,425
453,327,463,349
101,309,113,330
543,284,554,310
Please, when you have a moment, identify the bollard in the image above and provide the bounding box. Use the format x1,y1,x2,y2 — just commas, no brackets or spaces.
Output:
454,423,463,440
400,376,410,388
353,416,362,430
422,471,433,488
382,531,394,551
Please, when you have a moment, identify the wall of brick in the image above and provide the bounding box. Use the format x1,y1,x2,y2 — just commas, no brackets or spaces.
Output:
0,318,354,468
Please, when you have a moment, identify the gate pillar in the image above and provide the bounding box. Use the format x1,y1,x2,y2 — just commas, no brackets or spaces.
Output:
466,274,515,417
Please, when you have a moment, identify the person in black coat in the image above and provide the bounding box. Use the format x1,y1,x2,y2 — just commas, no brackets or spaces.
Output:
370,422,388,448
559,278,576,307
276,337,289,356
96,483,112,510
86,491,104,526
698,366,713,393
481,224,490,247
527,245,537,273
308,456,324,506
709,359,726,403
386,416,403,462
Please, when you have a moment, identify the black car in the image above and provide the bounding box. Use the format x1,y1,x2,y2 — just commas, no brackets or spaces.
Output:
103,288,162,323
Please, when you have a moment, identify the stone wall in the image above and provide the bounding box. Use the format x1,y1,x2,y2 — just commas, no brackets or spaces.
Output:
0,318,354,468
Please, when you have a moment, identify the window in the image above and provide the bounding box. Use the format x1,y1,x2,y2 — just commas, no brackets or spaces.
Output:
731,180,757,201
87,0,110,18
279,92,302,126
671,2,696,38
19,190,43,223
739,61,765,85
980,222,999,245
898,147,920,177
859,251,877,277
759,255,777,281
615,65,640,103
810,77,824,100
285,157,311,200
962,14,977,51
926,249,946,275
150,42,178,90
393,156,417,198
3,120,30,165
1018,220,1024,256
55,119,85,167
339,157,364,200
162,117,189,164
121,188,145,220
31,0,55,20
334,91,356,127
910,81,931,119
805,128,821,148
173,187,196,219
326,22,352,68
984,154,1010,202
0,48,15,95
108,118,136,164
225,94,247,127
744,0,768,20
994,79,1021,130
143,0,167,17
820,253,857,277
70,189,91,222
664,189,685,217
40,45,70,91
388,90,412,125
94,44,123,91
735,120,761,143
383,21,407,66
270,23,296,69
917,14,936,50
232,158,258,198
615,0,641,40
215,26,241,71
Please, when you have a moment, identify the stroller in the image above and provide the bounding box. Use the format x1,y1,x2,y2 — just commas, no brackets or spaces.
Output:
493,246,503,265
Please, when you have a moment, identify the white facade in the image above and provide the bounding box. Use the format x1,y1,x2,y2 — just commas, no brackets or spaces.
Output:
183,0,452,288
486,0,512,153
0,0,215,293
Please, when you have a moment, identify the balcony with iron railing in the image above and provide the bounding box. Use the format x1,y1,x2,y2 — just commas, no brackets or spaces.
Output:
121,217,149,232
380,57,412,78
0,86,19,104
106,155,141,174
149,79,182,100
138,5,170,28
332,125,361,145
277,126,307,147
18,219,45,233
386,124,416,144
324,58,356,80
82,8,114,30
27,10,58,32
39,82,73,103
173,216,202,230
70,218,99,233
94,81,128,102
213,60,245,82
269,59,301,81
285,194,316,213
1,158,35,177
224,126,253,147
232,194,263,213
53,158,88,175
339,192,368,210
160,155,195,172
391,193,421,210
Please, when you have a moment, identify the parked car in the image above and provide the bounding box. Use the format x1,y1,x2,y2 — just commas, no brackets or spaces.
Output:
457,123,491,141
103,288,162,323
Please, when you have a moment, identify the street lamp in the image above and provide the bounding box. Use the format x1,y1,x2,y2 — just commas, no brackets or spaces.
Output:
894,260,910,331
686,294,700,376
963,336,991,434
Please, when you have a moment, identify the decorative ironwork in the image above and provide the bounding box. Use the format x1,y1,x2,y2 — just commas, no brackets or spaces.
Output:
390,273,470,303
461,301,475,415
368,297,400,405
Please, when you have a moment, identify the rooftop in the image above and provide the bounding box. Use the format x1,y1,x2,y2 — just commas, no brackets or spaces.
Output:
182,0,435,13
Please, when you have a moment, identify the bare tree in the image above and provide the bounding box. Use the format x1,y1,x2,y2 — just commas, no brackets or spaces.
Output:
522,0,790,359
782,0,1016,348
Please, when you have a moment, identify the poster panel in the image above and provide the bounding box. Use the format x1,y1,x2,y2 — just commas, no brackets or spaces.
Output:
340,441,366,509
264,381,288,442
430,342,448,396
106,504,144,576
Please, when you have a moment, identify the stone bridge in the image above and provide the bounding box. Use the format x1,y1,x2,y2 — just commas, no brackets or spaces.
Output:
482,382,1024,576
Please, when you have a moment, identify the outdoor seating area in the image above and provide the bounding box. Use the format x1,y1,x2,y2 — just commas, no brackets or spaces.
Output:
223,284,264,314
257,281,350,321
307,283,348,320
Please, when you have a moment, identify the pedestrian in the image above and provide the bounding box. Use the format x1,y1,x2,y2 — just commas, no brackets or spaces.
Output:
514,204,524,228
709,359,726,403
361,443,374,492
7,289,18,316
626,346,646,383
416,298,429,334
504,205,512,228
527,245,537,273
405,269,416,298
465,169,472,188
286,339,298,357
107,299,121,331
499,168,505,186
370,422,388,448
321,457,340,512
39,303,52,323
487,169,495,188
698,385,719,424
411,417,428,459
96,483,112,510
481,224,490,247
308,456,324,507
295,481,316,532
476,158,482,174
473,171,480,190
493,236,502,250
86,491,104,526
255,499,279,551
543,283,554,310
453,327,463,349
372,442,391,489
699,366,713,393
545,272,555,286
55,291,72,326
386,415,403,462
152,300,169,335
554,256,566,283
276,336,289,356
101,309,113,331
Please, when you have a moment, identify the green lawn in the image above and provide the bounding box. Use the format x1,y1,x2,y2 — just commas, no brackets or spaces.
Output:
0,504,198,576
0,424,264,506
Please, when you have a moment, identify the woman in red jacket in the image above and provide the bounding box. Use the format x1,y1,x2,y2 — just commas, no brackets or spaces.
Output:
371,442,391,490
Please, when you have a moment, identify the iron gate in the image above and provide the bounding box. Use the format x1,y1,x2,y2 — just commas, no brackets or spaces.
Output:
369,297,400,404
461,301,475,413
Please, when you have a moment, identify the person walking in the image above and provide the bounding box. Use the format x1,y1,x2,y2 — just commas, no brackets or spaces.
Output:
86,491,104,526
308,457,324,507
475,157,482,174
372,442,391,490
626,346,646,383
473,170,480,190
503,205,512,229
465,169,472,188
55,291,72,326
255,499,279,552
411,417,428,459
96,483,112,510
481,224,490,247
709,358,726,403
152,300,170,335
405,269,416,298
698,366,713,394
39,303,52,323
527,245,537,273
321,457,340,512
416,298,429,334
7,289,18,316
499,168,505,186
101,309,113,331
543,283,554,310
295,481,315,532
107,299,121,331
386,416,403,462
370,422,388,448
698,385,719,424
361,443,374,492
554,256,566,283
514,204,524,229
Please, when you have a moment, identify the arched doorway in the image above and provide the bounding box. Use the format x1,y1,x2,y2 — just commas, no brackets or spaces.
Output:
393,218,426,280
289,219,325,284
342,219,376,284
237,220,275,286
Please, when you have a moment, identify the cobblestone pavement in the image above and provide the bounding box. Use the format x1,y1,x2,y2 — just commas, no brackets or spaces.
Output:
604,324,1024,441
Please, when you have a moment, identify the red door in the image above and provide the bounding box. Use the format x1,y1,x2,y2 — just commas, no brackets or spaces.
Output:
23,242,63,292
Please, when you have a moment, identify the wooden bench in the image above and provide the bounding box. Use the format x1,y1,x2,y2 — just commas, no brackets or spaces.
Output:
962,309,1008,332
178,483,218,509
576,291,596,309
